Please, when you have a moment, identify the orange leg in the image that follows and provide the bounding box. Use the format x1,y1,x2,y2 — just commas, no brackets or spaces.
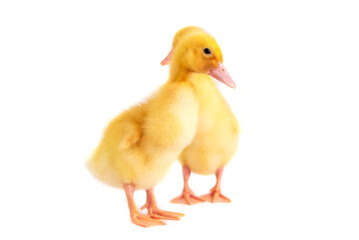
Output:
171,165,205,205
123,183,165,228
200,167,231,203
141,188,184,220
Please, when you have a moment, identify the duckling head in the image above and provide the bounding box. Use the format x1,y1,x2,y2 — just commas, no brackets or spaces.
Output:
161,26,204,66
170,31,236,88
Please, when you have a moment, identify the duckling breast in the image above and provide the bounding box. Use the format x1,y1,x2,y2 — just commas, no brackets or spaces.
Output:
143,81,199,150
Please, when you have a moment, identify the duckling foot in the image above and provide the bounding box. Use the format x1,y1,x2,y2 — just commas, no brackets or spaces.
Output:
171,165,206,205
200,188,231,203
124,183,165,228
141,188,185,221
171,190,205,205
131,211,166,228
141,205,184,220
200,167,231,203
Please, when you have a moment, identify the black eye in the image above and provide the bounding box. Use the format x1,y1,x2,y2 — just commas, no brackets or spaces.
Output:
203,48,211,55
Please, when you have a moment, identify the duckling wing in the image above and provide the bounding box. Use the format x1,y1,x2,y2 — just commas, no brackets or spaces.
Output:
104,104,146,150
117,118,142,150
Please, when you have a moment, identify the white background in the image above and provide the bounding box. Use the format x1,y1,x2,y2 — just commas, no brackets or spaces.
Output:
1,0,358,239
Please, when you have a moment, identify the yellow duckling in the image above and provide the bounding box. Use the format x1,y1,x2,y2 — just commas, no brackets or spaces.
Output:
161,26,239,205
88,31,235,227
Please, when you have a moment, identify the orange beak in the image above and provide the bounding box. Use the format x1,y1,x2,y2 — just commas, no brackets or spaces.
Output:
209,62,236,89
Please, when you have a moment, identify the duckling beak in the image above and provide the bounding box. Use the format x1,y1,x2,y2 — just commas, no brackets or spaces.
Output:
160,50,173,66
209,62,236,89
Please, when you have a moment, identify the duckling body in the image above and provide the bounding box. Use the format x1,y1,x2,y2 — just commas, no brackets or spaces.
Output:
163,27,239,205
181,74,239,175
88,81,198,190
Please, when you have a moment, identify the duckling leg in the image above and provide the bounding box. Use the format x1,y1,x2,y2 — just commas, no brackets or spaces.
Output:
200,167,231,203
170,165,205,205
123,183,166,227
141,188,185,220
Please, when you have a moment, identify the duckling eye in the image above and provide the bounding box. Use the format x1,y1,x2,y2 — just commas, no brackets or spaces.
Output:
203,48,211,55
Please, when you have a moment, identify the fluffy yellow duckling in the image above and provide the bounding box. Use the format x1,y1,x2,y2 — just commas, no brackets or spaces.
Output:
87,31,235,227
161,27,239,205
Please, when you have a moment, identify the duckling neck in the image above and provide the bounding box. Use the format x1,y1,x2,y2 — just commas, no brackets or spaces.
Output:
168,65,192,83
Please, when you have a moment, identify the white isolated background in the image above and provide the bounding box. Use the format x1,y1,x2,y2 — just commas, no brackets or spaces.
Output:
0,0,358,239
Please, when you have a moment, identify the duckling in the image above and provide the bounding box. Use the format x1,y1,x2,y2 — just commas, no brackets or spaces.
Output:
87,31,235,227
162,27,239,205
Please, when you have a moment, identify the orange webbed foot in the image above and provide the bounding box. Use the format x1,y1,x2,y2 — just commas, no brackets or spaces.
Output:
171,190,206,205
200,188,231,203
140,204,184,221
130,211,166,228
141,188,185,221
171,165,205,205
